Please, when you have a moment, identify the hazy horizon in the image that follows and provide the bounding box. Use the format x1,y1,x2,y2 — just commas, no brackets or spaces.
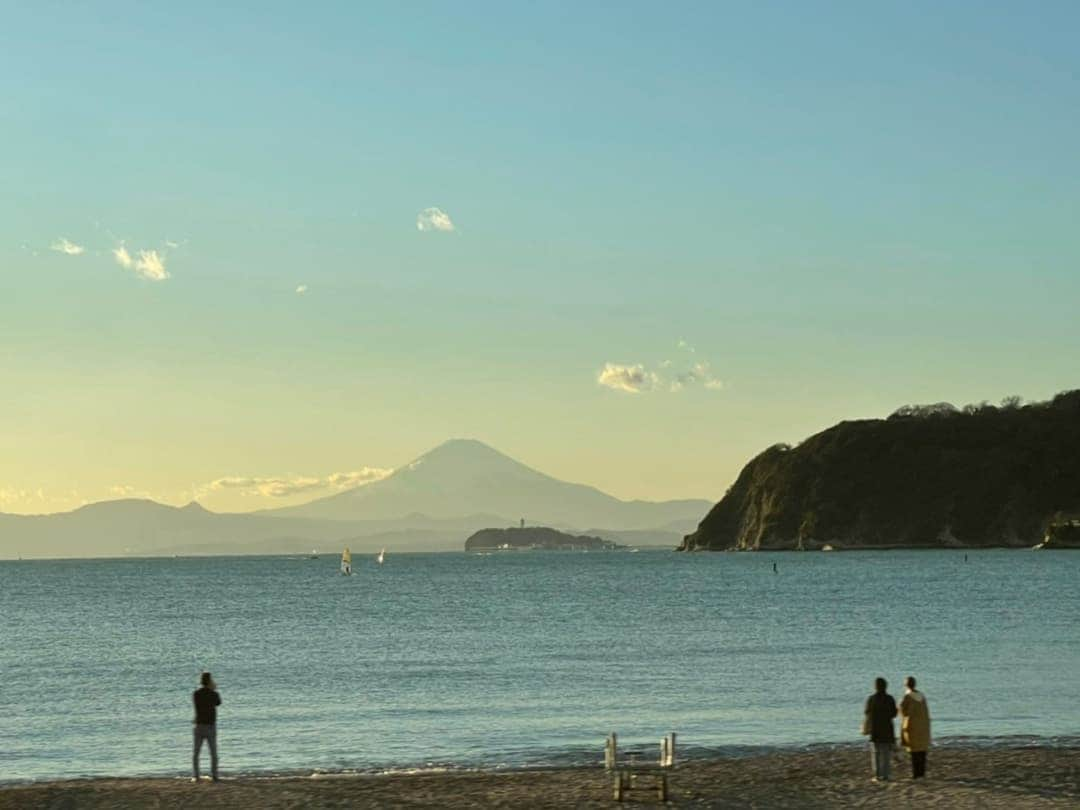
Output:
0,437,714,518
0,437,712,558
4,4,1079,516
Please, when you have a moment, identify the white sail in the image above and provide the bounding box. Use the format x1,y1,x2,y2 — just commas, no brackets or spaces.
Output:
341,547,352,575
376,548,385,565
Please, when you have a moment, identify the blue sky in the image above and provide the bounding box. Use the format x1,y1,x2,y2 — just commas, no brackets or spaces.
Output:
2,2,1079,513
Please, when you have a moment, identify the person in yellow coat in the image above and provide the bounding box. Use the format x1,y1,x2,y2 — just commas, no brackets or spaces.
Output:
899,675,931,778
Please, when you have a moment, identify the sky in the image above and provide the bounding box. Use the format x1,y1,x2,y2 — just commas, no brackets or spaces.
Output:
2,1,1079,515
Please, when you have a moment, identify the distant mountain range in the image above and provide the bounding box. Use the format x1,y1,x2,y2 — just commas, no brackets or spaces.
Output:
263,439,707,530
0,440,710,558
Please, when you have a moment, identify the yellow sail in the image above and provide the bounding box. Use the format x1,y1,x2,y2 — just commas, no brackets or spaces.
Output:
341,547,352,575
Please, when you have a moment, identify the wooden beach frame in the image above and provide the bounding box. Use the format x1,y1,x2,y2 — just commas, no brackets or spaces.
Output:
604,732,676,802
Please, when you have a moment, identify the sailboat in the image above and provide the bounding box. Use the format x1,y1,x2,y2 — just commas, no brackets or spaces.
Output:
376,548,385,565
340,547,352,576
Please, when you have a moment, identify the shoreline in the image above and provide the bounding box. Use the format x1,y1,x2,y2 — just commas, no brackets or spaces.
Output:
6,734,1078,787
3,742,1077,809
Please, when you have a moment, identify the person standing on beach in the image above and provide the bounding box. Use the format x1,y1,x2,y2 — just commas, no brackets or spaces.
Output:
864,677,897,782
899,676,931,778
192,672,221,782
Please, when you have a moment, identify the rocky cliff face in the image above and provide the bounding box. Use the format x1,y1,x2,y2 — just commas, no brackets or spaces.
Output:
681,390,1080,551
1043,522,1080,549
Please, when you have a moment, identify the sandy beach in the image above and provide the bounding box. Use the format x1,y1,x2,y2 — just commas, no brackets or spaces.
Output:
3,744,1077,809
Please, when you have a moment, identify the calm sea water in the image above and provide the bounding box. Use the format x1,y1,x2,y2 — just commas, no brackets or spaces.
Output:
1,550,1078,782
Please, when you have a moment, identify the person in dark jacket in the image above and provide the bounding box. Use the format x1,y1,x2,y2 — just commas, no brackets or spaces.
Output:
192,672,222,782
864,676,897,781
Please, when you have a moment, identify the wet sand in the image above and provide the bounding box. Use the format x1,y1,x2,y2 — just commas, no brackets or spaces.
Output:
3,744,1077,808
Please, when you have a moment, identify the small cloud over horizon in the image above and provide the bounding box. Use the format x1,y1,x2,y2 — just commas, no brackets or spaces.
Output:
113,245,133,269
51,237,85,256
326,470,388,488
0,487,41,505
671,360,723,392
0,486,95,513
295,284,308,295
107,484,164,500
597,363,658,394
200,467,392,499
598,348,723,395
113,242,170,281
416,207,456,233
134,250,167,280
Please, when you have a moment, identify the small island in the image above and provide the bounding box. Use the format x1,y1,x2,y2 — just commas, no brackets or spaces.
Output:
465,526,621,551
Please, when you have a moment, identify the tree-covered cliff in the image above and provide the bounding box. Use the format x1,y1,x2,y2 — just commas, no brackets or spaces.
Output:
681,390,1080,551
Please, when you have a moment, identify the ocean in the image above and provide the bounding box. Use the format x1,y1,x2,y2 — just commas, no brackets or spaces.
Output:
2,549,1078,782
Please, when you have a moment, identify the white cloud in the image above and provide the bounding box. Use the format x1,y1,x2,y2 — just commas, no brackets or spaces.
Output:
597,363,658,394
295,285,308,295
113,244,134,269
51,237,85,256
671,360,723,392
326,468,391,488
677,339,695,353
233,476,324,498
416,207,456,232
134,249,168,281
598,356,723,395
675,362,703,388
204,467,392,499
113,243,170,281
108,484,161,499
